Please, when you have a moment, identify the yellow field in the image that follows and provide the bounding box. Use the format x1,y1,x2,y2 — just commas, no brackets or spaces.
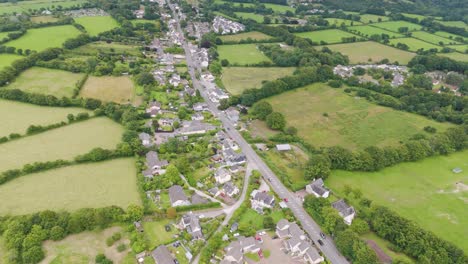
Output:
80,76,137,104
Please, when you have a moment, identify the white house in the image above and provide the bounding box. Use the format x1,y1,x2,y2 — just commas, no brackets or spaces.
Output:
332,199,355,225
214,168,232,184
305,178,330,198
250,189,275,213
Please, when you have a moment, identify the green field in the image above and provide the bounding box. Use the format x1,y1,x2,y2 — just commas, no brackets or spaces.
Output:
0,117,123,172
80,76,137,104
440,52,468,62
143,220,178,249
322,41,416,64
218,44,271,65
295,29,359,44
358,14,389,24
74,16,119,36
361,232,414,263
373,21,422,32
221,67,295,95
213,0,255,8
347,25,403,38
262,147,308,186
239,208,285,230
0,53,22,69
220,31,272,42
434,31,468,42
447,45,468,53
234,12,263,22
4,25,81,51
437,20,468,30
0,0,86,15
30,15,59,23
401,13,427,21
265,83,453,150
389,37,441,52
411,31,460,45
327,150,468,252
0,158,139,216
325,18,362,26
0,31,12,41
263,3,294,13
72,41,140,56
0,99,89,137
6,67,85,98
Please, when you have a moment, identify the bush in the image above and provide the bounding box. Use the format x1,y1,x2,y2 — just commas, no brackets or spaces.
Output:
116,243,127,252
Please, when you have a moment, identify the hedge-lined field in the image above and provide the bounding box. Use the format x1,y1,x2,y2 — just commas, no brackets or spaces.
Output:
220,31,272,42
389,37,441,52
74,16,119,36
4,25,81,51
373,20,422,32
80,76,136,104
0,54,22,70
218,44,272,65
295,29,359,44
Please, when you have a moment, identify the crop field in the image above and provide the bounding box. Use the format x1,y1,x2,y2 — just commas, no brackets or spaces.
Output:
440,52,468,62
0,117,123,173
411,31,460,45
74,16,119,36
0,99,89,137
436,20,468,30
6,67,85,98
0,53,21,69
373,21,422,32
0,0,86,15
221,67,295,95
0,158,139,216
447,45,468,53
347,25,403,38
4,25,81,51
234,12,263,22
218,44,271,65
327,150,468,252
389,37,441,52
72,41,140,56
80,76,136,104
30,15,59,23
322,41,416,64
294,29,359,44
263,3,294,13
325,18,362,26
219,31,272,42
265,83,453,150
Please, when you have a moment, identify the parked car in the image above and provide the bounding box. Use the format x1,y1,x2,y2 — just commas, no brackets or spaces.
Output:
283,198,288,202
318,239,324,246
320,232,326,239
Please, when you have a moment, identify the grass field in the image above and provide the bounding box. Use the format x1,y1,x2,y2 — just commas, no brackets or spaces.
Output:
358,14,389,23
361,232,414,263
5,25,81,51
6,67,85,98
30,15,59,23
265,83,453,150
0,0,86,15
440,52,468,62
220,31,272,42
0,53,21,69
447,45,468,53
72,41,140,56
74,16,119,36
295,29,359,44
401,13,426,21
0,158,139,215
0,117,123,173
347,25,403,38
239,208,285,230
143,220,178,249
0,31,13,41
434,31,468,42
411,31,460,45
218,44,271,65
373,21,422,32
325,18,362,26
389,37,441,52
436,20,468,30
0,99,89,137
221,67,295,95
327,150,468,252
80,76,136,104
234,12,263,22
214,0,255,8
322,41,416,64
263,3,294,13
262,147,308,186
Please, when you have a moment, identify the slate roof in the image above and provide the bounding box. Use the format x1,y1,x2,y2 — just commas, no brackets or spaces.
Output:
168,185,188,204
332,199,355,217
151,245,174,264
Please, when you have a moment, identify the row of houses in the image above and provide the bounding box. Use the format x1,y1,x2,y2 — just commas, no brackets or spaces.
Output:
212,16,245,35
333,64,408,87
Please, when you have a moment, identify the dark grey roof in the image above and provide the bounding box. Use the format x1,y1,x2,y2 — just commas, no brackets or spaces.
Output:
231,222,238,232
168,185,188,204
191,193,208,204
253,191,275,206
223,182,237,194
208,187,219,195
332,199,355,217
305,247,322,261
288,223,304,238
151,245,174,264
276,219,290,230
146,151,168,169
139,132,151,141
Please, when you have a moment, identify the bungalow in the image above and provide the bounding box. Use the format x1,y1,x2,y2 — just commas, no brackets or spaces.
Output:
139,133,153,147
180,212,204,240
193,102,208,112
210,88,229,103
177,120,216,135
250,189,275,213
151,245,175,264
214,168,232,184
223,181,240,197
304,247,325,264
332,199,355,225
208,187,221,197
225,107,240,123
145,151,168,177
168,185,190,207
305,178,330,198
146,101,161,117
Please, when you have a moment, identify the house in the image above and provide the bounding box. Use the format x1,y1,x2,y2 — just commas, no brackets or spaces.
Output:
304,247,325,264
222,236,260,264
193,102,208,111
214,167,232,184
177,120,216,135
210,88,229,102
180,212,204,240
285,236,306,255
276,219,305,240
146,101,161,117
168,185,190,207
139,133,153,147
208,187,221,197
151,245,175,264
332,199,355,225
305,178,330,198
229,165,240,173
250,189,275,213
223,181,240,197
231,222,239,233
145,151,169,177
191,193,208,204
191,113,204,121
225,107,240,123
276,144,291,151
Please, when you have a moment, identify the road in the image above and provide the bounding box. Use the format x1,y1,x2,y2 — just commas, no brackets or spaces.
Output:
167,3,349,264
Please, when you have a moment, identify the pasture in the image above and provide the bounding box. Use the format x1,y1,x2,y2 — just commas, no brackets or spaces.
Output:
347,25,403,38
265,83,453,150
436,20,468,30
434,31,468,42
220,31,272,42
74,16,119,36
30,15,59,23
440,52,468,62
6,67,85,98
0,99,89,137
217,44,271,65
295,29,359,44
213,0,255,8
411,31,460,45
0,158,139,216
326,150,468,252
325,18,362,26
389,37,441,52
4,25,81,51
80,76,136,104
0,0,86,15
0,53,21,69
447,45,468,53
322,41,416,64
72,41,140,56
234,12,263,22
0,117,123,173
221,67,295,95
373,21,422,32
402,13,426,21
263,3,294,13
0,31,13,41
358,14,389,24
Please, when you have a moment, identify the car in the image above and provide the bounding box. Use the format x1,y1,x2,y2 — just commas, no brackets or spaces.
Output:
173,260,180,264
258,231,266,236
268,178,272,182
317,239,324,246
283,198,288,202
198,214,205,219
320,232,326,239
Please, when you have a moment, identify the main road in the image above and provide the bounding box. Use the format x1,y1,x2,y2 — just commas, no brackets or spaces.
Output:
167,3,349,264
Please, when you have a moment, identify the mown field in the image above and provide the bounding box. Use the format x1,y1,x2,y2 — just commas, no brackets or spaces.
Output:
347,25,403,38
0,99,89,137
218,44,271,65
440,52,468,62
436,20,468,30
234,12,263,22
434,31,468,42
265,83,453,150
6,67,85,98
389,37,441,52
447,45,468,53
221,67,295,95
30,15,59,23
5,25,81,51
411,31,461,45
80,76,136,104
143,220,178,249
0,53,21,69
0,0,86,14
327,150,468,252
0,117,123,172
373,21,422,32
0,158,139,216
220,31,272,42
359,14,389,23
325,18,362,26
322,41,416,65
71,41,140,56
74,16,119,36
295,29,359,44
263,3,294,13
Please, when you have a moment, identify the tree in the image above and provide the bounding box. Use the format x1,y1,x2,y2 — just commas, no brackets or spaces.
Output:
251,101,273,120
50,226,65,241
221,59,229,67
125,205,143,222
266,112,286,130
304,155,331,180
166,207,177,219
321,207,342,234
350,219,369,235
135,72,155,86
263,216,275,230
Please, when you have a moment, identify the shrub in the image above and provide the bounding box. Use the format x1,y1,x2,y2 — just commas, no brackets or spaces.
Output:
117,243,127,252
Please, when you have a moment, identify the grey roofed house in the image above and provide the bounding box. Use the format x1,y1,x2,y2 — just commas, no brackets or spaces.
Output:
276,144,292,151
168,185,190,206
193,102,208,111
177,120,216,135
252,190,275,207
146,151,169,170
139,132,153,147
208,187,220,196
224,241,244,264
306,178,330,198
304,247,324,263
191,193,208,204
277,219,290,231
288,222,305,239
181,212,204,240
225,107,240,123
332,199,355,217
151,245,175,264
223,181,239,197
286,236,302,251
231,222,238,232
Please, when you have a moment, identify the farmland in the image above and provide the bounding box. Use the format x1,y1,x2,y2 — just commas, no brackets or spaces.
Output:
220,31,272,42
358,14,389,23
434,31,468,42
234,12,263,22
221,67,295,95
263,3,295,13
436,20,468,30
322,41,416,64
0,53,21,69
347,25,403,38
80,76,137,104
0,99,89,137
440,52,468,62
447,45,468,53
4,25,81,51
0,117,123,173
74,16,120,36
0,0,86,15
30,15,59,23
411,31,461,45
389,37,441,52
217,44,271,65
265,83,453,150
0,158,139,216
6,67,85,98
71,41,140,56
294,29,360,44
325,18,362,26
326,150,468,252
373,21,422,32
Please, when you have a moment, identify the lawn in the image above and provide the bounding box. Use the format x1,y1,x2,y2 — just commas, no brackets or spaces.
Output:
325,18,362,26
439,52,468,62
361,232,414,263
389,37,441,52
0,53,22,69
0,158,139,215
358,14,389,24
6,67,85,98
80,76,137,104
322,41,416,65
234,12,264,22
4,25,81,51
239,208,285,230
326,150,468,252
347,25,403,38
220,31,272,42
411,31,461,45
294,29,360,44
0,99,89,137
221,67,295,95
265,83,453,150
217,44,271,65
0,0,86,15
74,16,119,36
72,41,140,56
143,220,178,249
0,117,123,173
373,21,422,32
